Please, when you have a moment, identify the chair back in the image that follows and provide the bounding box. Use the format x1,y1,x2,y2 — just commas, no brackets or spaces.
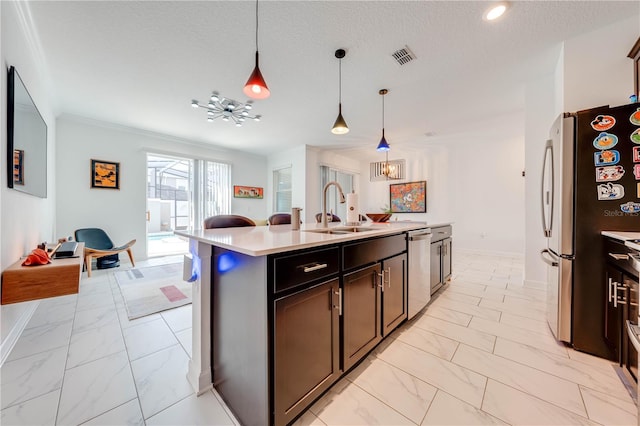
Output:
204,215,256,229
268,213,292,225
75,228,115,250
314,213,341,223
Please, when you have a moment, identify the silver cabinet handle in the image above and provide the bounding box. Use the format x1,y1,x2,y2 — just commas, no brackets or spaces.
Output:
303,263,328,273
609,253,629,261
608,278,613,303
377,270,385,291
386,267,391,288
333,289,342,316
617,285,627,306
614,282,619,307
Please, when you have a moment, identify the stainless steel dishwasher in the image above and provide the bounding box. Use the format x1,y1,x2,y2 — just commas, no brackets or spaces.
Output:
408,228,432,319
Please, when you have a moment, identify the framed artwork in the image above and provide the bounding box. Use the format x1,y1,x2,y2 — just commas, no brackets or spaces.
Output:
234,185,263,199
91,159,120,189
13,149,24,185
390,181,426,213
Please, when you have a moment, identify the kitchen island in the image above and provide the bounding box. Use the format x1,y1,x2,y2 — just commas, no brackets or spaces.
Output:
176,221,436,425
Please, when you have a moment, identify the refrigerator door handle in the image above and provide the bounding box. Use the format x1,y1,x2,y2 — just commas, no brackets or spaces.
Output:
540,249,558,267
541,140,554,238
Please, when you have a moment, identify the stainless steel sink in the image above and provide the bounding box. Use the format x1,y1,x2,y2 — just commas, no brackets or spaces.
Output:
304,229,351,235
304,227,375,234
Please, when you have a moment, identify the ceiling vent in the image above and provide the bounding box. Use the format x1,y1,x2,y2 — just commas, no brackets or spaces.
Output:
370,159,406,181
391,45,416,66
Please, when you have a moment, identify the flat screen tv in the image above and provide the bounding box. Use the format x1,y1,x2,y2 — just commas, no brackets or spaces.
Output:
7,66,48,198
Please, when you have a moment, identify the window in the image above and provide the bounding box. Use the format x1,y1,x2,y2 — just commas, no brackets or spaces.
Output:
320,165,354,221
273,167,292,212
196,160,231,224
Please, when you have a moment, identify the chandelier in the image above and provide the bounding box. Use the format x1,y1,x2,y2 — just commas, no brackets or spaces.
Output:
191,91,262,127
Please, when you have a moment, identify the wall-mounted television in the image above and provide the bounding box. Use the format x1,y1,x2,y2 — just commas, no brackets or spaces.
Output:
7,66,48,198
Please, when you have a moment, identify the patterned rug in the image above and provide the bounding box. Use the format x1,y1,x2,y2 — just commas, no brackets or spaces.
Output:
114,262,191,319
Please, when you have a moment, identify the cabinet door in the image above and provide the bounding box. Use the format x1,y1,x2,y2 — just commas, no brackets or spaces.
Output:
442,238,452,282
430,241,442,291
274,279,340,426
604,265,623,362
623,273,639,381
382,253,407,336
343,264,382,371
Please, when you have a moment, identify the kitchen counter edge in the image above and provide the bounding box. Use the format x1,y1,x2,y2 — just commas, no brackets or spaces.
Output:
175,221,447,257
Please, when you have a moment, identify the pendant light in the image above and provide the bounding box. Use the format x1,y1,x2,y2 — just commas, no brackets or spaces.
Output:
244,0,270,99
331,49,349,134
376,89,390,151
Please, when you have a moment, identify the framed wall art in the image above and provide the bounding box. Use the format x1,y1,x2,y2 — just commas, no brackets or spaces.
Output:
13,149,24,185
91,159,120,189
234,185,263,199
390,181,426,213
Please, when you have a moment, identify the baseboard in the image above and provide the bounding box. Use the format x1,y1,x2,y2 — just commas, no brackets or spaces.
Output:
455,248,525,259
0,301,39,367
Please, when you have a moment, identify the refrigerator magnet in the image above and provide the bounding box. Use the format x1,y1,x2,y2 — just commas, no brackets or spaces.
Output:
593,132,618,150
631,128,640,144
596,165,625,182
634,164,640,180
620,202,640,214
630,108,640,126
594,150,620,166
634,146,640,163
597,183,625,200
637,183,640,198
591,115,616,131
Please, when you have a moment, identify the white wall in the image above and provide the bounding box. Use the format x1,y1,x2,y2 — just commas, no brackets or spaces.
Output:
563,16,638,112
356,112,525,255
1,0,57,361
56,116,267,260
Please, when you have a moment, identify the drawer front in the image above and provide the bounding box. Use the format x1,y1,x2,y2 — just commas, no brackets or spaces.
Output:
273,246,340,293
431,225,452,242
342,234,406,271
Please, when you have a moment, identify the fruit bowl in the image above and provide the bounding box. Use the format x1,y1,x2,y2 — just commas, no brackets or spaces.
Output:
366,213,392,223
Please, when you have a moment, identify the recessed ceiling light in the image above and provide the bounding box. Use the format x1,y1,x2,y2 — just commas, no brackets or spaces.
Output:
483,2,509,21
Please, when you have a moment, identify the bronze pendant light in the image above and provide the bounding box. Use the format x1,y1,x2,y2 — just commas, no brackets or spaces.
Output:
244,0,270,99
331,49,349,134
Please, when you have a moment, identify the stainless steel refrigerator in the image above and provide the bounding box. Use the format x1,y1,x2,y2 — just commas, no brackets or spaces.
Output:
541,102,640,359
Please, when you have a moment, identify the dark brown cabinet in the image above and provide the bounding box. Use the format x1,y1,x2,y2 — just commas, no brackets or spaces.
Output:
343,264,382,371
274,278,341,426
381,253,407,337
430,225,452,295
604,264,624,360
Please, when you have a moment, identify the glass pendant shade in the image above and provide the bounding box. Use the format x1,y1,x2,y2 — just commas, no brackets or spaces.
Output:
376,129,390,151
332,103,349,134
244,51,270,99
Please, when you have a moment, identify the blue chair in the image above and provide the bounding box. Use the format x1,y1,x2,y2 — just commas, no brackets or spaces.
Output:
74,228,136,277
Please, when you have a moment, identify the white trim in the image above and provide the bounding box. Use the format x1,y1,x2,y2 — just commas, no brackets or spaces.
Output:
0,302,39,367
454,247,525,259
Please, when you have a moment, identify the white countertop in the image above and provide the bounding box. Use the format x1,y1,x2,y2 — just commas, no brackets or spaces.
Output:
602,230,640,251
176,221,439,256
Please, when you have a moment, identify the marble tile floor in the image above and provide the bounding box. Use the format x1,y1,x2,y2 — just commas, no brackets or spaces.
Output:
0,256,238,426
1,251,637,425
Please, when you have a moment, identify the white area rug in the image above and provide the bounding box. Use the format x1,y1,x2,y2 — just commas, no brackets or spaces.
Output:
114,263,191,320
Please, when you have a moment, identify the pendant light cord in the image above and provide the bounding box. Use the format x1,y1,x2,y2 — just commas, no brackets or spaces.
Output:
255,0,259,51
338,58,342,103
381,91,385,134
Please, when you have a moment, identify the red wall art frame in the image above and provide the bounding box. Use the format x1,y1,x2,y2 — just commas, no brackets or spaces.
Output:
234,185,263,199
390,181,426,213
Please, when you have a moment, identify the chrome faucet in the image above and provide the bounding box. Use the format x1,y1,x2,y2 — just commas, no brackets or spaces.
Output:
322,181,346,227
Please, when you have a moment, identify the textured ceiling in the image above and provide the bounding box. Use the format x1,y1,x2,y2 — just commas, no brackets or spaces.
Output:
22,1,640,157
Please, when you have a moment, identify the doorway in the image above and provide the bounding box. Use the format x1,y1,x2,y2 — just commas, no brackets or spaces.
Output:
146,154,191,257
